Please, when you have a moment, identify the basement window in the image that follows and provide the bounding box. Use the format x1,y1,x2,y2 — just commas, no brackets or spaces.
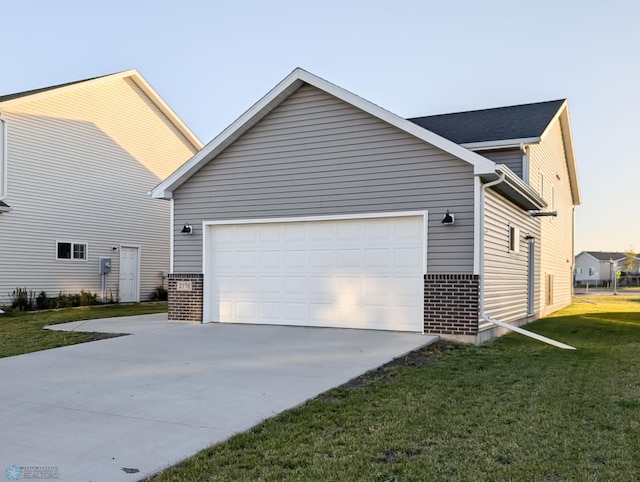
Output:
509,225,520,253
57,242,87,260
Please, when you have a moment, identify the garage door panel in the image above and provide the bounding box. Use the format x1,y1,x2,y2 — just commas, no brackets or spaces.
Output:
206,214,425,332
259,302,281,320
365,248,391,268
336,249,361,268
284,276,306,295
284,250,306,267
394,248,421,268
284,302,307,320
309,250,333,268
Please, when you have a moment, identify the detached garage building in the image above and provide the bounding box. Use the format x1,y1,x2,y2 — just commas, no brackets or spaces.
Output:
151,68,580,343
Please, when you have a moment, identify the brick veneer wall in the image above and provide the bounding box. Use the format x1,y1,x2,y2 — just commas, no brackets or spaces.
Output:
424,274,479,335
168,273,203,323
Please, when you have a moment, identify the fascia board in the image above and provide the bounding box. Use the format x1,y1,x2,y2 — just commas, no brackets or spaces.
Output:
152,68,499,198
0,70,138,109
127,71,203,150
540,100,581,206
496,164,546,210
462,137,541,150
0,70,203,152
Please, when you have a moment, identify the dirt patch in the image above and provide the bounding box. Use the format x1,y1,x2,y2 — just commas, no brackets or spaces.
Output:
339,341,450,391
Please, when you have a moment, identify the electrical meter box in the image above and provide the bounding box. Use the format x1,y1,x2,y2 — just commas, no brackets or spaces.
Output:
99,258,112,274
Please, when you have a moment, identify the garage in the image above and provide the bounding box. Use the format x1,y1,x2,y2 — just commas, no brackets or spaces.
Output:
203,212,427,332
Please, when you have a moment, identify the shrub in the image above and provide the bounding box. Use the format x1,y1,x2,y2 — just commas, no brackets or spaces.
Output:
9,288,102,311
79,290,98,306
149,285,168,301
36,291,51,310
9,287,35,311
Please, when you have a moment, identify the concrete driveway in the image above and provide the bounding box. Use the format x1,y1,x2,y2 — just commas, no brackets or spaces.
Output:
0,314,436,481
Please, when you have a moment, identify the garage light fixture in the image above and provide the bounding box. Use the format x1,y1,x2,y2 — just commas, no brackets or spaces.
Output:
181,222,193,234
441,210,455,225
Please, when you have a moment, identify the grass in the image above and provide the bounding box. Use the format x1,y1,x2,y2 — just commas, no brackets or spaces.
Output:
0,302,167,358
146,296,640,481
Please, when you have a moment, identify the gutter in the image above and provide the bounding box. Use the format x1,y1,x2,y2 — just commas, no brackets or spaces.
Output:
478,173,576,350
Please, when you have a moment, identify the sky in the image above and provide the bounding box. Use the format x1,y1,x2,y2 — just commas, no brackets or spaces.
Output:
1,0,638,254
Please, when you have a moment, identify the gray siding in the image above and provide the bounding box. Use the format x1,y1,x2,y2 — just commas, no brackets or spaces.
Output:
483,189,540,322
0,77,197,305
174,84,475,274
478,148,523,178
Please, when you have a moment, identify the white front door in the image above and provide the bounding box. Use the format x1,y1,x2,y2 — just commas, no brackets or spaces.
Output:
204,213,426,332
120,247,140,302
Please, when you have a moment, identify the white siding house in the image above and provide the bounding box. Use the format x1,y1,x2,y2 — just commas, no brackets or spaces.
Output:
151,68,580,343
574,251,630,286
0,70,202,305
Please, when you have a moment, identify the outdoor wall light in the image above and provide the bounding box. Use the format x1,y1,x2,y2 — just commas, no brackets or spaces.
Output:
441,210,455,225
181,222,193,234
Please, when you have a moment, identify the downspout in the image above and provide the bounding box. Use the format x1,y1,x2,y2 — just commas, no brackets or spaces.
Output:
478,172,576,350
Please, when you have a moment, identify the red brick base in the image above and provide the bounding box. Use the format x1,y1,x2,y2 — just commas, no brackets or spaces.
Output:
424,274,479,335
168,273,203,323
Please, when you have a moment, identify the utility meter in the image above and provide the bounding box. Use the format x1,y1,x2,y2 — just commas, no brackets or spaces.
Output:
100,258,112,274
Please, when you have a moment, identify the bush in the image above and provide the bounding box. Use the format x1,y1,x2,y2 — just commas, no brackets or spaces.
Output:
10,289,101,311
9,287,35,311
149,285,168,301
79,290,98,306
36,291,51,310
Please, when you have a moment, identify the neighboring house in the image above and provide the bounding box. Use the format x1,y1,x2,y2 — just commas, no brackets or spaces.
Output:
0,70,202,305
151,68,580,343
574,251,640,286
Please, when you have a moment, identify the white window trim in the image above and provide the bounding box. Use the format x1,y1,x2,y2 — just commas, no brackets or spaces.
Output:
539,172,544,199
56,241,88,261
508,224,520,253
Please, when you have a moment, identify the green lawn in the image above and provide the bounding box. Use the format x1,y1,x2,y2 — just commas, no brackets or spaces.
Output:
146,296,640,481
0,303,167,358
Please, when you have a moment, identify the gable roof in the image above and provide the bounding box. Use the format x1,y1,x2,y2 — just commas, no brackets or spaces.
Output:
578,251,629,262
151,68,500,200
407,100,565,145
0,70,203,150
0,74,110,103
409,99,580,206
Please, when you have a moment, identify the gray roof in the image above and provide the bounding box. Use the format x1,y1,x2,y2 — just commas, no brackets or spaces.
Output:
407,99,565,144
0,73,115,103
583,251,630,261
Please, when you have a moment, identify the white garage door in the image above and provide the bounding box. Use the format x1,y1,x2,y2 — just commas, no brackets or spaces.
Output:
204,213,426,332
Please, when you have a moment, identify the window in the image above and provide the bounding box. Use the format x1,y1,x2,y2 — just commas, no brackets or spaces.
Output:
56,242,87,260
575,267,583,275
588,267,596,277
509,225,520,253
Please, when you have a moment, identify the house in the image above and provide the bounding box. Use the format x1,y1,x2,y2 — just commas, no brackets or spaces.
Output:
151,68,580,343
574,251,640,286
0,70,202,305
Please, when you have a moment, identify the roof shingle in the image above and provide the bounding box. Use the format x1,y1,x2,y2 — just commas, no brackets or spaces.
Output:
407,99,565,144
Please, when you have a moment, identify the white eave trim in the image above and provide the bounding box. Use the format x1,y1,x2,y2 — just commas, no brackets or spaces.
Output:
540,100,581,206
0,69,203,152
462,137,541,151
150,67,497,199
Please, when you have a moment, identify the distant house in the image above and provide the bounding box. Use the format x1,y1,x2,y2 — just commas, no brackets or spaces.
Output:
151,68,580,343
0,70,202,305
574,251,640,286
